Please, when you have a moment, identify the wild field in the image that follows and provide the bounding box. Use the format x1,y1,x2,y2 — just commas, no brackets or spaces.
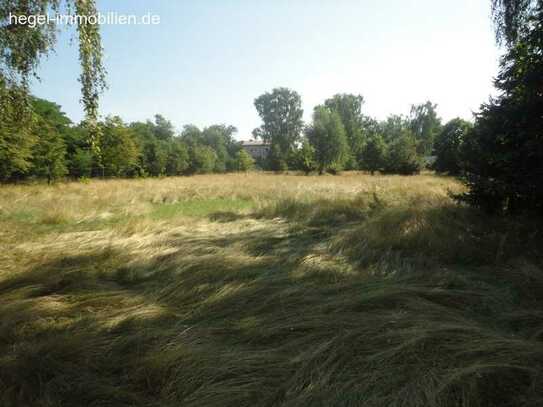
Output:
0,173,542,407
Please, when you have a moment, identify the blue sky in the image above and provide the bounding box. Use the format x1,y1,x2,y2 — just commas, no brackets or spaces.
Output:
31,0,500,139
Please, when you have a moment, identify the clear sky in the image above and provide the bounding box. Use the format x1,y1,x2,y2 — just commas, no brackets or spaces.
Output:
31,0,501,139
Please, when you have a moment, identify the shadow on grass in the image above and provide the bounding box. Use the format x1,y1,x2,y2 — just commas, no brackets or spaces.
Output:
1,200,543,406
256,196,543,266
208,211,248,223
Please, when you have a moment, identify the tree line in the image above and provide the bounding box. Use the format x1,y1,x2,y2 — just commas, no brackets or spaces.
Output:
253,89,447,175
0,89,456,182
0,97,258,182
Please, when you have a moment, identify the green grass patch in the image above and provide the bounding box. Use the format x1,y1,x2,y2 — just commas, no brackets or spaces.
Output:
0,209,40,223
0,208,131,238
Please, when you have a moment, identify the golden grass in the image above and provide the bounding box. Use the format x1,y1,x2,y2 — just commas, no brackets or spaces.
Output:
0,172,542,406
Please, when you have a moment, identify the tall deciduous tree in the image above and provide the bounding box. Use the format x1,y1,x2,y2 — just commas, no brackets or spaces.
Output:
409,101,441,156
152,114,175,141
433,118,472,175
379,115,410,143
306,106,349,174
253,87,304,168
324,93,365,169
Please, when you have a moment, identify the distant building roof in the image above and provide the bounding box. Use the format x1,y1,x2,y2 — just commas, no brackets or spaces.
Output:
241,139,270,146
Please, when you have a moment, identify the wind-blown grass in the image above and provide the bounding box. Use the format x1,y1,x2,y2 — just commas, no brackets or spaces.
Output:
0,173,541,406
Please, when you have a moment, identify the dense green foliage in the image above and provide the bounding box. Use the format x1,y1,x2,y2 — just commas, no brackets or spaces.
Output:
305,106,349,174
251,88,440,175
360,133,387,175
101,117,140,177
0,88,447,181
295,138,317,174
165,140,190,176
323,94,365,169
433,118,472,175
383,130,423,175
0,87,35,180
235,149,255,172
492,0,541,45
460,3,543,213
409,101,442,156
0,98,252,181
180,124,241,174
0,0,106,157
253,87,304,170
30,118,68,183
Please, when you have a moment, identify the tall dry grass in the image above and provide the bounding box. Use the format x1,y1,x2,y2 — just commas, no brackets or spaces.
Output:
0,172,542,406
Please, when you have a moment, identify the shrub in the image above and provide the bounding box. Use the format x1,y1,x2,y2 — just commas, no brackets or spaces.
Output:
383,131,423,175
189,144,217,174
433,118,472,175
235,149,255,172
360,133,387,175
69,148,93,178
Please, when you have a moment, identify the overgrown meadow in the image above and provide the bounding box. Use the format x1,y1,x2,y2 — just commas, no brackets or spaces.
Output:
1,172,542,406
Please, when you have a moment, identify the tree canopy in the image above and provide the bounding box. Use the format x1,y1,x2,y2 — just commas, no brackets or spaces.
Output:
0,0,105,124
324,94,365,168
0,0,106,180
409,101,441,156
458,1,543,213
433,118,472,175
253,87,304,169
306,106,349,174
491,0,542,45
